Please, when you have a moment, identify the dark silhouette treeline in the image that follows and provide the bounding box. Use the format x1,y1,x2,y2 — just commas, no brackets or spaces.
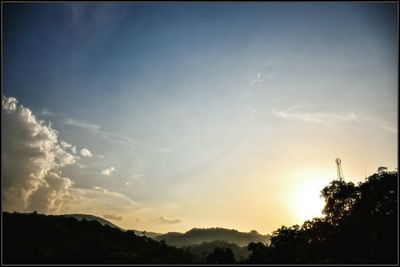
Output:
155,227,270,247
244,167,397,264
3,212,194,264
2,167,397,264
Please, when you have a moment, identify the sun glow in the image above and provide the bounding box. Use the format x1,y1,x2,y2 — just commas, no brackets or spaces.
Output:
290,176,327,223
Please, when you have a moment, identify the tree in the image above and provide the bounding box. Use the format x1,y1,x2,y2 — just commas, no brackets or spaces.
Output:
246,167,397,264
321,180,358,225
206,247,235,264
246,242,269,263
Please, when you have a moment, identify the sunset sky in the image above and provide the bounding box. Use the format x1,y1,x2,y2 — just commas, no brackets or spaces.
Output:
2,3,397,234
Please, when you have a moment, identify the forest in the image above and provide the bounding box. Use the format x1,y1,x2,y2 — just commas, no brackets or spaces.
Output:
2,167,397,264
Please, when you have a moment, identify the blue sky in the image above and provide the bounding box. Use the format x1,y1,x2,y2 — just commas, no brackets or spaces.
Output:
2,3,398,233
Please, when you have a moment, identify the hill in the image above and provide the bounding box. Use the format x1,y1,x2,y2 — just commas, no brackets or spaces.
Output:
3,212,194,264
155,227,270,247
62,214,122,229
184,240,250,263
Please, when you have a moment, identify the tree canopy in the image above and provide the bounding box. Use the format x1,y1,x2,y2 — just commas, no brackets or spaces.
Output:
244,168,397,264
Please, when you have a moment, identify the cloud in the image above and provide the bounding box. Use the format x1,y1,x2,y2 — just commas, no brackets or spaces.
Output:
63,118,100,131
153,216,181,225
381,122,397,134
40,108,53,116
252,73,264,84
101,166,116,176
2,96,77,213
80,148,93,157
2,96,143,217
61,141,77,154
63,117,143,148
62,186,141,214
272,107,359,124
103,214,123,221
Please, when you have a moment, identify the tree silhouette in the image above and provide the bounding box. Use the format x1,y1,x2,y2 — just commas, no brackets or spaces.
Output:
245,167,397,264
3,212,195,264
206,247,236,264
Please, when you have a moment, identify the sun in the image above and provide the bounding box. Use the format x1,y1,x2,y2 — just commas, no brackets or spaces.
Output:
290,178,326,223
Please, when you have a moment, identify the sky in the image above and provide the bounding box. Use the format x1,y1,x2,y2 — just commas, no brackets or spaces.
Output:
2,3,398,234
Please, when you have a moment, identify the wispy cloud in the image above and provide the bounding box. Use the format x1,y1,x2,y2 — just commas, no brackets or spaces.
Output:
40,108,54,116
272,106,397,134
381,122,397,133
272,107,359,124
62,117,171,152
103,214,123,221
63,118,100,131
251,73,264,84
152,216,181,225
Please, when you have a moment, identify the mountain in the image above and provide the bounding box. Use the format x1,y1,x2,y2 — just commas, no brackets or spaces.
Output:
128,230,163,239
184,240,250,263
63,214,162,238
155,227,270,247
3,212,194,264
62,214,122,229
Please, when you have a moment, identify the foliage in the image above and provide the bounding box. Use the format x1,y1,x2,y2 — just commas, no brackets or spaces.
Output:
3,212,195,264
155,227,270,247
185,240,249,263
206,247,236,264
244,168,398,264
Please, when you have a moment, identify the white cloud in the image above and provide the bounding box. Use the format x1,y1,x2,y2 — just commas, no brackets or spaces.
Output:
272,107,359,124
102,166,116,176
153,216,181,225
2,96,17,111
80,148,93,157
251,73,264,84
2,96,77,213
61,141,72,149
2,95,144,217
63,118,100,131
40,108,53,116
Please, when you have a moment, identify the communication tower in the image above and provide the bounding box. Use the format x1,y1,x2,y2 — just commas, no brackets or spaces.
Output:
335,158,344,181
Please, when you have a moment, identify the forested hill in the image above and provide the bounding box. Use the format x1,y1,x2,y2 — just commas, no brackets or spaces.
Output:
155,228,270,247
62,214,122,229
3,212,194,264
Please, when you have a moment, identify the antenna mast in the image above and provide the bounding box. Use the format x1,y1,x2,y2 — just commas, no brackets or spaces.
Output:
335,158,344,181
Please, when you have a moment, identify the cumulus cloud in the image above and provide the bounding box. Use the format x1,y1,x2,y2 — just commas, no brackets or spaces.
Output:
2,96,77,213
101,166,116,176
103,214,123,221
61,141,77,154
80,148,93,157
2,96,144,217
153,216,181,225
